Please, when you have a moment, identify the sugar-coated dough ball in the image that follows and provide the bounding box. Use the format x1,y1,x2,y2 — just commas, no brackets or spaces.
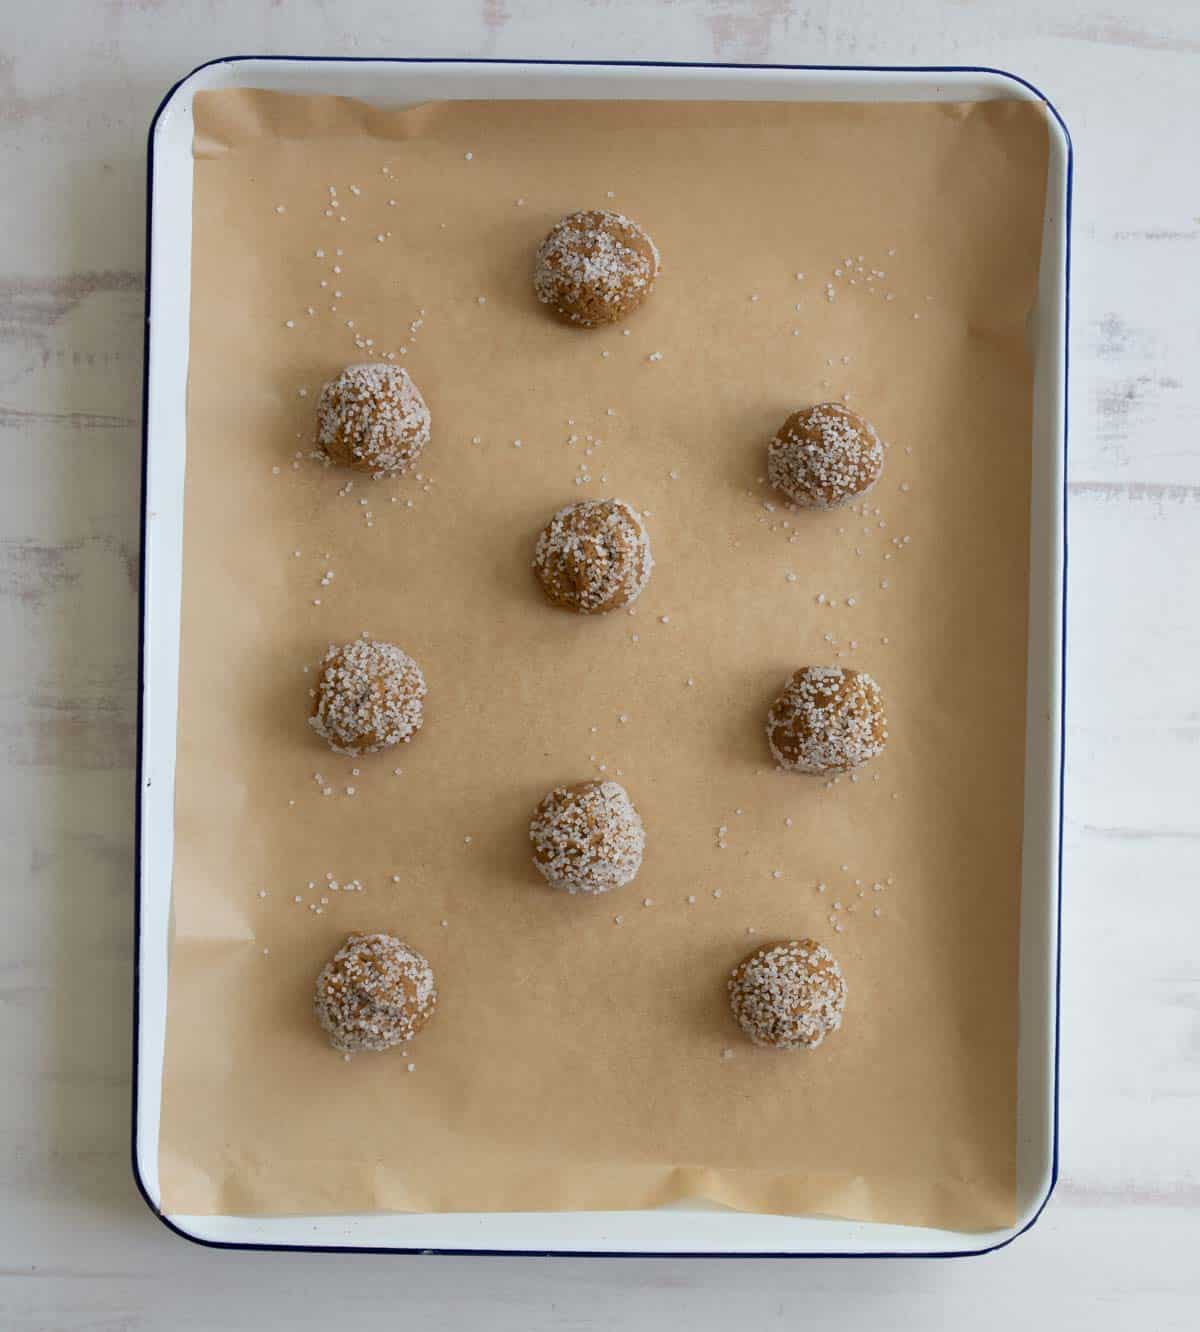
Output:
728,939,847,1050
767,665,887,775
316,363,431,475
534,209,660,327
767,402,884,509
309,638,426,757
530,780,645,894
314,933,437,1053
532,498,653,614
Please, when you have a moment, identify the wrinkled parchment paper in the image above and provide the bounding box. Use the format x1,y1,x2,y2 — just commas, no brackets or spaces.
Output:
160,90,1048,1229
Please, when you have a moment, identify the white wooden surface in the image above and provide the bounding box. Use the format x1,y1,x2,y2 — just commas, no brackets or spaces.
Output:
1,2,1196,1327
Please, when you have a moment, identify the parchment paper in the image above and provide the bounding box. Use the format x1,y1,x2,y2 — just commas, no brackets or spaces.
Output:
161,89,1049,1229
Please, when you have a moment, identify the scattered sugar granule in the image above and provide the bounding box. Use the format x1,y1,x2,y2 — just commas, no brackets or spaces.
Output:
274,204,286,214
687,895,696,904
643,898,654,908
464,151,473,160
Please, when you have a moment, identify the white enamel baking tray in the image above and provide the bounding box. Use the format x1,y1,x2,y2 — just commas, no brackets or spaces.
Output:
134,58,1069,1257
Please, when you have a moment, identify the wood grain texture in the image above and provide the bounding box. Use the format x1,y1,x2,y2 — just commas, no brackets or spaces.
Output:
0,1,1196,1327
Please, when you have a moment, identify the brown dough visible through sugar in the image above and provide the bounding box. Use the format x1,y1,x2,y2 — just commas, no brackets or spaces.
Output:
533,209,660,327
767,665,887,775
728,939,847,1050
314,933,437,1053
532,497,653,615
309,638,426,757
767,402,884,509
529,780,645,894
315,363,431,475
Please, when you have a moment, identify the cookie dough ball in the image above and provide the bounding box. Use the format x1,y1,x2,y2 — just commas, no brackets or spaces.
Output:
316,363,431,475
728,939,847,1050
767,666,887,775
534,209,660,327
530,780,645,894
533,498,653,615
314,933,437,1053
309,638,426,757
767,403,884,509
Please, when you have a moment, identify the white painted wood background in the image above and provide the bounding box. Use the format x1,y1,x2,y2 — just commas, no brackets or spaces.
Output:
1,1,1196,1327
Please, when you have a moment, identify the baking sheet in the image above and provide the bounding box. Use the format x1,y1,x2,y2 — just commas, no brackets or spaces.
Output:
160,89,1048,1230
